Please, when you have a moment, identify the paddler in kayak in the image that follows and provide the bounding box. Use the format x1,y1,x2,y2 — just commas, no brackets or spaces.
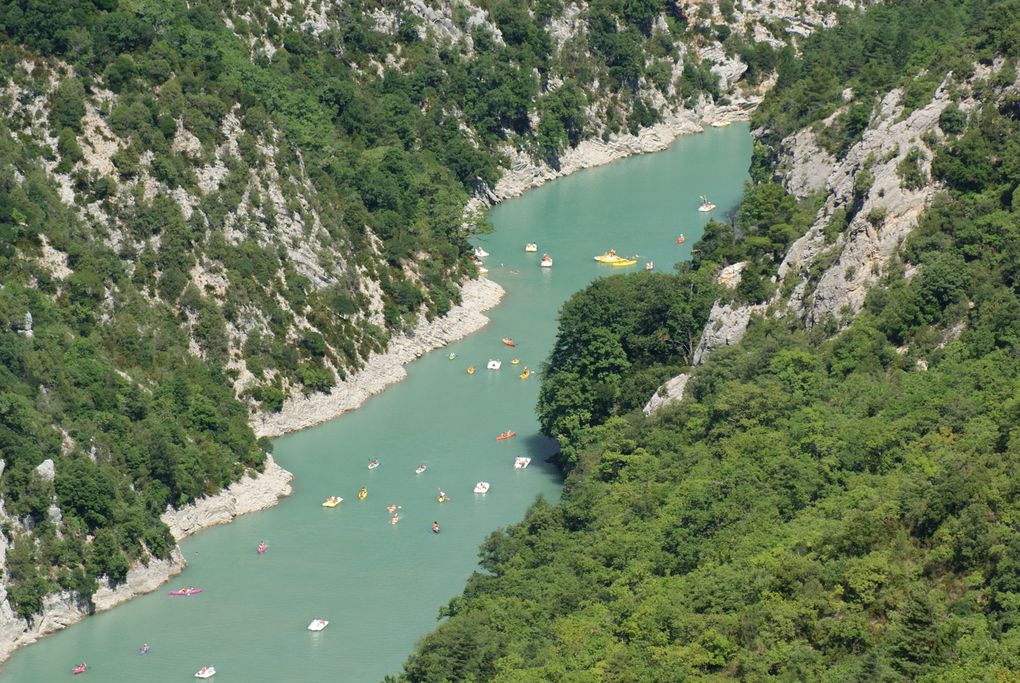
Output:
432,521,440,534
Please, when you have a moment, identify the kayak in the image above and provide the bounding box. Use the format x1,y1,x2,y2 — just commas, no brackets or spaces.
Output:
519,368,530,379
496,431,517,441
415,464,427,474
467,366,475,375
368,459,379,469
257,543,267,553
390,515,400,525
358,488,368,501
169,588,203,596
73,664,87,675
195,666,216,679
501,337,516,347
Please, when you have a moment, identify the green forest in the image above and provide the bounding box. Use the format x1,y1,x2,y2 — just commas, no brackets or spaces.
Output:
395,0,1020,680
5,0,1020,675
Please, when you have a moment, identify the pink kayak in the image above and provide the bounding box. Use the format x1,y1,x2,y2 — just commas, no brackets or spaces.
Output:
169,588,203,596
73,663,87,675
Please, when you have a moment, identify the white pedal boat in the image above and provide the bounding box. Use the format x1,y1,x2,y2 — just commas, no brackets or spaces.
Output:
514,457,531,469
308,619,329,631
473,481,490,494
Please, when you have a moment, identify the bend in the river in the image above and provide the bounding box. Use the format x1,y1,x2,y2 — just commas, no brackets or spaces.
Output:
3,124,751,682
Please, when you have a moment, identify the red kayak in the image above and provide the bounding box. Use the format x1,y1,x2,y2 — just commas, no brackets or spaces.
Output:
496,431,517,441
501,337,516,347
73,663,87,675
169,588,203,596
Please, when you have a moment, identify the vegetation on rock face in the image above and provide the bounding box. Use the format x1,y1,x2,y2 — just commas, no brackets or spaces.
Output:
394,1,1020,680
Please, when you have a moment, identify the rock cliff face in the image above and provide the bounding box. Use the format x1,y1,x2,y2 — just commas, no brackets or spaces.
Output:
643,373,691,415
645,64,997,414
777,73,985,323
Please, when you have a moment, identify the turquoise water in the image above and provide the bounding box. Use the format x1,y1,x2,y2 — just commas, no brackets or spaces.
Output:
1,124,750,681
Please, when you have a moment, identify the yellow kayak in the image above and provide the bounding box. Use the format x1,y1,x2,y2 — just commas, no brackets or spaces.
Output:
467,366,475,375
357,488,367,501
609,259,638,267
520,367,530,379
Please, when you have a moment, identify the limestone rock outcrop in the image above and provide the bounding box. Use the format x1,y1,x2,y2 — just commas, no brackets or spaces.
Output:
777,76,983,323
643,373,691,415
161,455,293,542
0,548,186,664
644,65,991,415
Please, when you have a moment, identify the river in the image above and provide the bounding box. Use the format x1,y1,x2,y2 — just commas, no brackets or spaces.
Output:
1,124,750,681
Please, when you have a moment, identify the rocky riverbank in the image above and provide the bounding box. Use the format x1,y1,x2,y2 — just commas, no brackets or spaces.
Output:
468,101,756,214
160,455,295,541
0,455,293,664
251,276,506,439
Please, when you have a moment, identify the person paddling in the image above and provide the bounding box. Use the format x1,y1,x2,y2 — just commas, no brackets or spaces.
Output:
432,521,440,534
